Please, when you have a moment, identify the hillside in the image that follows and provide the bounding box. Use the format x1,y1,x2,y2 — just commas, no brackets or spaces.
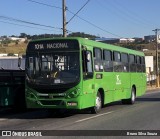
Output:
0,39,155,55
0,42,27,55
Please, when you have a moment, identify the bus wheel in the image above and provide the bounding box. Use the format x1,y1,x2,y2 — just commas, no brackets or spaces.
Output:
91,92,102,114
130,87,136,104
122,87,136,104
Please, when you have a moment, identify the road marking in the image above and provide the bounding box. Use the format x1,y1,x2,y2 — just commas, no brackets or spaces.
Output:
75,111,113,123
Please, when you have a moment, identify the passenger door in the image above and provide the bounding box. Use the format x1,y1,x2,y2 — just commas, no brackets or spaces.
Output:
82,50,95,108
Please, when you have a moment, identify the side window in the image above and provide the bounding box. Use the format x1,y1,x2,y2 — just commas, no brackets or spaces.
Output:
114,52,121,62
103,50,113,72
94,48,103,72
136,56,142,72
121,53,129,72
86,51,93,73
82,50,93,79
129,54,136,72
136,56,140,64
113,51,122,72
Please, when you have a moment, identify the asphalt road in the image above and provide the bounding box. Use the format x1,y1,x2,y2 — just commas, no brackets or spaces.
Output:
0,89,160,138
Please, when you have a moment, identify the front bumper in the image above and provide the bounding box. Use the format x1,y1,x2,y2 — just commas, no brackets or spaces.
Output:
26,96,81,109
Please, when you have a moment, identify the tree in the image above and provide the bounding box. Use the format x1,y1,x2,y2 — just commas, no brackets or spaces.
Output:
20,33,27,38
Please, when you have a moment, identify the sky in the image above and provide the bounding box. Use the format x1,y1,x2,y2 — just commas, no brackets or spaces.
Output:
0,0,160,38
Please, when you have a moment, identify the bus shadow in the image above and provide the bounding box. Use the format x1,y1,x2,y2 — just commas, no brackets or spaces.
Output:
0,108,92,120
1,97,159,120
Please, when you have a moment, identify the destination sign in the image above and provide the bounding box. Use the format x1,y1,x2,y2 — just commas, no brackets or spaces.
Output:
27,39,79,52
34,43,68,50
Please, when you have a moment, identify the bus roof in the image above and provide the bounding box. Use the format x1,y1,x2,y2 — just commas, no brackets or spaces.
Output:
29,37,144,56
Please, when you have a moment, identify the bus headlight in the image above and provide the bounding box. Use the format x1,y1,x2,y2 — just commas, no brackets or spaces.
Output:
66,88,80,98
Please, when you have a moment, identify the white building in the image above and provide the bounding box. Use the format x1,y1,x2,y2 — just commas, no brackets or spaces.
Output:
0,53,8,57
158,35,160,44
145,56,154,73
8,37,26,42
0,53,18,57
119,38,135,43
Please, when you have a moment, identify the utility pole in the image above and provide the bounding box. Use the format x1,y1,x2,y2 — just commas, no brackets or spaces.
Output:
62,0,67,37
152,29,160,87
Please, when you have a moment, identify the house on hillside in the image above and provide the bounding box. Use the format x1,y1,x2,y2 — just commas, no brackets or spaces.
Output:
133,37,144,43
8,37,27,42
0,37,4,44
95,37,137,44
144,35,160,43
119,38,135,43
95,38,119,44
144,35,155,43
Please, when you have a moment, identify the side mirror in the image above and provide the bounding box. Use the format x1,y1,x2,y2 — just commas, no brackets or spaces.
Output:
18,57,22,70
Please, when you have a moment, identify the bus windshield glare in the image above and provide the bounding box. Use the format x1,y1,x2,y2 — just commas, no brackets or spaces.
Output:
26,51,80,85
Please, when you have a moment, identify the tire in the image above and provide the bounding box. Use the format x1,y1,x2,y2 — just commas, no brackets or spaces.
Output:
91,92,102,114
129,87,136,104
122,87,136,104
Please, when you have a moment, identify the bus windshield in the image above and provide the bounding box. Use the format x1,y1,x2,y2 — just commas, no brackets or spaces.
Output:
26,51,80,86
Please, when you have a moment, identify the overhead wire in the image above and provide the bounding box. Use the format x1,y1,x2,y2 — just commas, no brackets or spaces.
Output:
0,15,73,33
67,9,122,38
67,0,90,25
96,0,155,30
0,15,62,30
110,0,153,27
26,0,122,38
95,0,141,27
27,0,62,9
0,20,61,32
113,0,156,27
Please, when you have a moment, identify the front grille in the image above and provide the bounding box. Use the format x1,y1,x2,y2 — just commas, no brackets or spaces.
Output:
40,100,65,106
34,88,68,94
39,96,64,99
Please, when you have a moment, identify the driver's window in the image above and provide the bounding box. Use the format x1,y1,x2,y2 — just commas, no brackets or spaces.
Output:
86,51,93,73
82,50,93,79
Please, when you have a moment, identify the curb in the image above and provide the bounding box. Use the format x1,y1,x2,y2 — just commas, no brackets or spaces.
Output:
147,86,160,91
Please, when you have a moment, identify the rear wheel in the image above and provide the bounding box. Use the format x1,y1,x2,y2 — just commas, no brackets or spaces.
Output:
91,92,102,114
122,87,136,104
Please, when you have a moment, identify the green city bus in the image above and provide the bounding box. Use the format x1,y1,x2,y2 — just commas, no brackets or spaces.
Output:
25,37,146,113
